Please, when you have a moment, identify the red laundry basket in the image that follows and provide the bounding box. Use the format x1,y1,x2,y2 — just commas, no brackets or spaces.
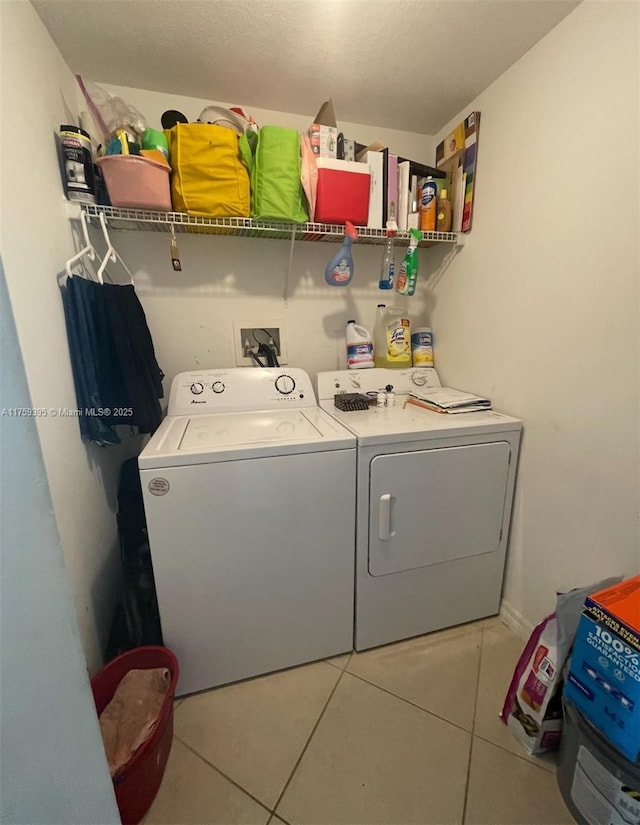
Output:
91,646,179,825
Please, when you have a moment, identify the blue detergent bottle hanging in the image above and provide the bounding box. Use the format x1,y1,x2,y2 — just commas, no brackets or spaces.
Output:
325,222,358,287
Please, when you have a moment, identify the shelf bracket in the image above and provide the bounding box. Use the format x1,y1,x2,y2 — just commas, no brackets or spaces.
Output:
64,199,83,220
283,226,296,306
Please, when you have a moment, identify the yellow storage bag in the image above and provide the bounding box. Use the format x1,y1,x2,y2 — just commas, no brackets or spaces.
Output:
167,123,250,217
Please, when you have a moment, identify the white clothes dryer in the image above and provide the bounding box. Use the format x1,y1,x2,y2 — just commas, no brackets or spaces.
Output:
139,368,356,695
317,368,522,651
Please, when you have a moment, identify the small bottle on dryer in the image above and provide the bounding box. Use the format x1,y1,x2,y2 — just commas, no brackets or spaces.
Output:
385,384,396,407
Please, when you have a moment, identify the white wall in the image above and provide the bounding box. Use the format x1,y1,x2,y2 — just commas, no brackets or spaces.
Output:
0,256,119,825
0,1,139,673
429,1,640,630
96,85,440,389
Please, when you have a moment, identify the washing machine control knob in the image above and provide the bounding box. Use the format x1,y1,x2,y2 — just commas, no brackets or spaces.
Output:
411,370,428,387
212,381,225,394
275,374,295,395
190,382,204,395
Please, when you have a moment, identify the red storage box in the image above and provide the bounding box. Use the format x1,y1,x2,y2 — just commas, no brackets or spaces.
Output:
314,158,370,225
91,646,179,825
96,155,172,211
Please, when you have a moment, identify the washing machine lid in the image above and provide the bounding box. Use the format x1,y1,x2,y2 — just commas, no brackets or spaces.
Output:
180,409,321,450
318,399,521,447
139,406,355,468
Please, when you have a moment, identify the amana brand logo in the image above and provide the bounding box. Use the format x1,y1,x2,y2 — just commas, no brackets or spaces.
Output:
148,478,170,497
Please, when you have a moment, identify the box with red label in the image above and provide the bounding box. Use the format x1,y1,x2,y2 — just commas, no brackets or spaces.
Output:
565,575,640,763
314,159,370,225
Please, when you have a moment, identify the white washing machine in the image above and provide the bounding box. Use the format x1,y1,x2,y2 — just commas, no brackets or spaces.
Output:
139,368,356,695
317,368,522,651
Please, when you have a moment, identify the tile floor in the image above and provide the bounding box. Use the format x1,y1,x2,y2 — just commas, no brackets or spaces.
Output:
144,618,574,825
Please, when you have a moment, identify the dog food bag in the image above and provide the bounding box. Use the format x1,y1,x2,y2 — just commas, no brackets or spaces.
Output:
501,576,622,755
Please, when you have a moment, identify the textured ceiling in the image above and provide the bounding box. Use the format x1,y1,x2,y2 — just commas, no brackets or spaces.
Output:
33,0,580,134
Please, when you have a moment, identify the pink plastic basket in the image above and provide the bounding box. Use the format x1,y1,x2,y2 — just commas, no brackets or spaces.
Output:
96,155,172,211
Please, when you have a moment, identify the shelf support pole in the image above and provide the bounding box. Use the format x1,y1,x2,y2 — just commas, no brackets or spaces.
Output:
283,226,296,306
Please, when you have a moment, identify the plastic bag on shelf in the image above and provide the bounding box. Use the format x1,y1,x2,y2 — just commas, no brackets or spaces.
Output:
197,105,258,134
76,75,147,147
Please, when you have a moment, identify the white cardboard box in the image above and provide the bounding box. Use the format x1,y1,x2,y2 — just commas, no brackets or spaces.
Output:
359,150,383,229
309,123,337,158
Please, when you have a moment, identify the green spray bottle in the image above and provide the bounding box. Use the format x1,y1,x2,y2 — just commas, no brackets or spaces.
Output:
394,229,421,296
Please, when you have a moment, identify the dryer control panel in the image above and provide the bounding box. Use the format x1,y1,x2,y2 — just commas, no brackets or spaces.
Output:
168,368,317,415
316,368,442,401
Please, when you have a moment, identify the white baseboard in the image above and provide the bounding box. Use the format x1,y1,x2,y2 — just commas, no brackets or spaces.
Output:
499,599,534,640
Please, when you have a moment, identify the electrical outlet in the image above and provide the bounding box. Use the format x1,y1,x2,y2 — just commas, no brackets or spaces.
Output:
233,320,288,367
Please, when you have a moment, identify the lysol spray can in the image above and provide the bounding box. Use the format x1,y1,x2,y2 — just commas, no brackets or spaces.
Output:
418,177,437,232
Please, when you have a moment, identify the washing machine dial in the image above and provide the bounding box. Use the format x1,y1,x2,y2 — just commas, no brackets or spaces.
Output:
275,374,295,395
190,382,204,395
211,381,225,394
410,370,429,387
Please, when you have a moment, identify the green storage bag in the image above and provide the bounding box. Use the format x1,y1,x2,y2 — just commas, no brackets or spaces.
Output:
240,126,309,223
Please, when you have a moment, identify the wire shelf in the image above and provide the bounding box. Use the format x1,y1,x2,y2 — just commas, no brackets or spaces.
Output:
83,205,461,247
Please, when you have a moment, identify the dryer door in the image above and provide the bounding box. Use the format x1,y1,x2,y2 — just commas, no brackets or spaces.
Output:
368,441,512,576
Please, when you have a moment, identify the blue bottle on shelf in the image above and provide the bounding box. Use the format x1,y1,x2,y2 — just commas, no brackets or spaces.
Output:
325,222,358,287
378,221,397,290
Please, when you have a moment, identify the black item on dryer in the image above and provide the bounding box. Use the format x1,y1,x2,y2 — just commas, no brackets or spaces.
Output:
105,458,163,661
334,393,372,411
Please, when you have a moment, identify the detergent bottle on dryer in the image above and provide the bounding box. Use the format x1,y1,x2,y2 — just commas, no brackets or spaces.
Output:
346,320,374,369
373,305,411,369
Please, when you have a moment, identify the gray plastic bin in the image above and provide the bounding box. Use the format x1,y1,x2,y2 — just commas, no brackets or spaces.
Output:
558,699,640,824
